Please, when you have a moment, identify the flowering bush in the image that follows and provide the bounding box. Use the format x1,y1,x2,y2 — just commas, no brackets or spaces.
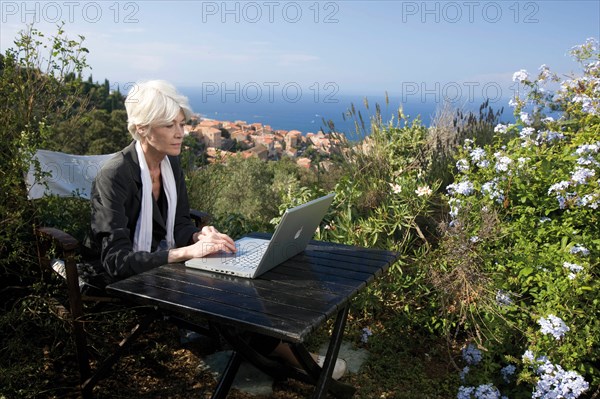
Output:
432,39,599,398
276,110,441,257
271,106,446,323
320,118,440,254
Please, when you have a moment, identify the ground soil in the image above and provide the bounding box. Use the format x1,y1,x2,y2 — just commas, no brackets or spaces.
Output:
42,317,324,399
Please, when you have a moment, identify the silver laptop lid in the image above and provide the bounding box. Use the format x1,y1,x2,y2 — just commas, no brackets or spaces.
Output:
252,193,335,276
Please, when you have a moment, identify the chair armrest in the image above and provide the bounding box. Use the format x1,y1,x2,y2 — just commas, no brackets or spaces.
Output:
35,226,80,281
190,209,211,228
36,227,80,253
35,226,86,325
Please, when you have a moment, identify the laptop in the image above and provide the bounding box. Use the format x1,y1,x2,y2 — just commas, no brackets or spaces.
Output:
184,193,335,278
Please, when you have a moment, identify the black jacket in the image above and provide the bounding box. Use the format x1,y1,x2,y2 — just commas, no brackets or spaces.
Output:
91,141,198,279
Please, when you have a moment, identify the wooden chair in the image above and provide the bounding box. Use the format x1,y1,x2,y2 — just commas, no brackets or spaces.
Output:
27,149,214,398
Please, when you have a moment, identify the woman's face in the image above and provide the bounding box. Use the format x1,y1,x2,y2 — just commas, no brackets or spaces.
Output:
142,110,186,157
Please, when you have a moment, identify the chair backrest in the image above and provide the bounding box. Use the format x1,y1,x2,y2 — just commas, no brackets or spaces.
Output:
27,150,116,200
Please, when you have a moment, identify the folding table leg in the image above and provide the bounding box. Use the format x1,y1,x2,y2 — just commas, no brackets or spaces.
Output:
211,307,356,399
211,350,242,399
312,304,354,399
289,305,355,398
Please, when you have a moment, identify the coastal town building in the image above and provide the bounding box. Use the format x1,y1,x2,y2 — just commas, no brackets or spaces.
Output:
185,117,340,166
200,126,222,148
296,157,312,169
285,130,302,149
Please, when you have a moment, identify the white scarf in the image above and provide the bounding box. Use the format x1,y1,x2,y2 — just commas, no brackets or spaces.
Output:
133,140,177,252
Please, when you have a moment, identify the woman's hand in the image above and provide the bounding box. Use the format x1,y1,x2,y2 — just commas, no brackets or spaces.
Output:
195,225,237,255
169,225,236,263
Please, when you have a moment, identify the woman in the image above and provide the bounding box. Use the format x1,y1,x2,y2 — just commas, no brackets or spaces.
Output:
90,80,346,379
91,80,236,278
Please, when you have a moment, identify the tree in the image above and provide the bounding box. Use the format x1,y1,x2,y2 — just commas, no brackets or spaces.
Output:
0,24,90,279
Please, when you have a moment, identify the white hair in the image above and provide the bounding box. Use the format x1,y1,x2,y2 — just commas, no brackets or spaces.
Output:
125,80,193,140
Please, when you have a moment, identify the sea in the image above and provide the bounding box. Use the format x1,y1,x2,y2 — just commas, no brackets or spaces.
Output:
181,87,513,139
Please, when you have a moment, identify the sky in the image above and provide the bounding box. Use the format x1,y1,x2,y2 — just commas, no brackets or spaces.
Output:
1,1,599,110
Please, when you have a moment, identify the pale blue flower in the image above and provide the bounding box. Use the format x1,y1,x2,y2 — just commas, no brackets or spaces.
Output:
482,179,504,204
460,366,470,381
574,94,600,115
457,159,470,172
578,193,600,209
539,64,552,81
494,124,508,134
538,314,570,340
462,343,482,365
463,139,475,148
513,69,529,83
470,147,489,167
570,245,590,256
576,155,599,166
458,386,475,399
522,350,535,363
571,37,598,53
474,383,501,399
563,262,584,272
571,167,595,185
517,157,529,168
537,358,554,375
447,181,474,196
572,94,588,104
583,101,599,115
523,351,553,376
520,127,535,139
458,384,503,399
537,130,565,144
541,116,554,123
361,327,373,343
587,60,600,73
495,290,513,307
557,192,578,209
470,236,479,243
520,112,533,126
548,181,570,195
501,364,516,383
563,262,584,279
532,362,589,399
494,156,512,173
470,147,486,162
575,143,600,155
449,197,462,219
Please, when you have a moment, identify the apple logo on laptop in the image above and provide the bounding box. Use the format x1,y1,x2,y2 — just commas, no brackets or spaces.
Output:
294,226,303,240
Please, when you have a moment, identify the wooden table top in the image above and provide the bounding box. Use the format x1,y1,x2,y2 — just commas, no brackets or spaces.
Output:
107,234,399,343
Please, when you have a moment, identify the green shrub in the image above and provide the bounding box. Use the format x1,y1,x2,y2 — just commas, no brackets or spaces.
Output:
273,105,449,321
429,39,599,398
186,155,311,238
0,24,90,280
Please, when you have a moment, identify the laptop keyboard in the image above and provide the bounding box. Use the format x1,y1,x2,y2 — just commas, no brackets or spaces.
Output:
221,242,269,269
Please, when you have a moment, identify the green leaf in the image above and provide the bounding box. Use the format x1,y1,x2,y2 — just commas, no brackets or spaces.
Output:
519,267,534,277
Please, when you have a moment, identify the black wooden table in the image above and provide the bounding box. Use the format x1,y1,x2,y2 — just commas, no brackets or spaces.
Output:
106,233,399,398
